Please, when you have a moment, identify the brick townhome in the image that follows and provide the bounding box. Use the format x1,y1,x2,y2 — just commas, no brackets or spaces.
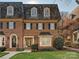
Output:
0,2,61,51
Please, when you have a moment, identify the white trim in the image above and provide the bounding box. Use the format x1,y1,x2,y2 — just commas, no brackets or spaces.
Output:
10,34,18,48
0,35,5,47
7,6,14,16
73,30,79,44
44,7,50,18
23,36,34,48
39,35,52,47
31,7,37,17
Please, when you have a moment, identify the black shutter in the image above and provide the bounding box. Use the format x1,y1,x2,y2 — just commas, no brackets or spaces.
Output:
36,23,38,30
1,22,3,29
14,22,16,29
31,23,32,29
48,23,50,29
43,23,44,29
55,23,56,29
7,22,9,29
24,23,26,29
0,22,3,29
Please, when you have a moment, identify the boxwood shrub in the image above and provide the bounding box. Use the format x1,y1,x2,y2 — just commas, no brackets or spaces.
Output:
54,37,64,50
0,47,6,52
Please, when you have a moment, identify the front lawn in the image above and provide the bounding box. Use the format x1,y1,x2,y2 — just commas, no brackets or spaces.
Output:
10,51,79,59
0,52,8,57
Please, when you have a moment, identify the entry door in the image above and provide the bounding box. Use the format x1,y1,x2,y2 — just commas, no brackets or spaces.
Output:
25,38,32,47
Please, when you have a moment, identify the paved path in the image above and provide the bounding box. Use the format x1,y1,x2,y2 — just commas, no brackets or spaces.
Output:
0,52,20,59
64,46,79,52
0,50,31,59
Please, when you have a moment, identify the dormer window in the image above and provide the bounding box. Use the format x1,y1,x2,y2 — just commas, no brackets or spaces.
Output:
44,7,50,18
31,7,37,17
7,6,14,16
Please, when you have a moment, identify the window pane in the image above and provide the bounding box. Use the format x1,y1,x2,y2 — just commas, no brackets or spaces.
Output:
26,23,32,30
31,7,37,17
7,6,14,16
44,7,50,18
40,37,51,46
38,23,43,30
9,22,15,29
50,23,55,30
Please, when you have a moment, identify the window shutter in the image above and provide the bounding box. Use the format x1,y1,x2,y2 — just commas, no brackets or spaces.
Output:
55,23,56,29
14,22,16,29
7,22,9,29
31,23,32,29
0,22,3,29
48,23,50,29
43,23,44,29
36,23,38,29
24,23,26,29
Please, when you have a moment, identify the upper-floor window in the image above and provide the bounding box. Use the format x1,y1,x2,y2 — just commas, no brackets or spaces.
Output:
31,7,37,17
7,6,14,16
7,22,15,29
48,23,55,30
25,23,32,30
0,22,3,29
37,23,44,30
44,7,50,18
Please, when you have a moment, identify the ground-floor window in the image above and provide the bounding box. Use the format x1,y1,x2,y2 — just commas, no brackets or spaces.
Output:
0,36,5,47
39,36,52,46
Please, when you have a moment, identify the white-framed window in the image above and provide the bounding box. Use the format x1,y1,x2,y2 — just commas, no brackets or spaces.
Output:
39,36,52,46
0,36,5,47
26,23,32,30
48,23,55,30
31,7,37,17
73,31,79,43
38,23,43,30
7,6,14,16
8,22,15,29
44,7,50,18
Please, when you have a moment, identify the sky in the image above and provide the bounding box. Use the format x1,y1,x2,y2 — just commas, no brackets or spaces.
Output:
0,0,78,12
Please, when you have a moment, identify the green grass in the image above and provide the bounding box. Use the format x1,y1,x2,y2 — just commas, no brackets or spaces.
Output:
0,52,8,57
10,51,79,59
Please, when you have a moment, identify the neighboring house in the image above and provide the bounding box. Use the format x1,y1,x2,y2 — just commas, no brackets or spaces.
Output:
0,2,61,51
59,6,79,48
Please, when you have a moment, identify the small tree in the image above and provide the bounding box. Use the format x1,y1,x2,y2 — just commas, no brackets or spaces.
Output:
54,37,64,50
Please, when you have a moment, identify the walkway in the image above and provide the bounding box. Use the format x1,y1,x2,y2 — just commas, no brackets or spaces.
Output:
0,50,31,59
64,46,79,52
0,52,20,59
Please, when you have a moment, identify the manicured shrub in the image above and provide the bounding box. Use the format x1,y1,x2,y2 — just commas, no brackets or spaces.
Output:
31,44,38,52
54,37,64,50
0,47,6,52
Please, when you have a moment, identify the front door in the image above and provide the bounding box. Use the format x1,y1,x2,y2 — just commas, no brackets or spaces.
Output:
25,38,32,48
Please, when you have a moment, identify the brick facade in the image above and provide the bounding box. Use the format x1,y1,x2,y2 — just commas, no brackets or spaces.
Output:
0,2,61,51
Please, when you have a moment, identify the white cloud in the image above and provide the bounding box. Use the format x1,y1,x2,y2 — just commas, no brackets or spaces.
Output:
27,0,38,4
